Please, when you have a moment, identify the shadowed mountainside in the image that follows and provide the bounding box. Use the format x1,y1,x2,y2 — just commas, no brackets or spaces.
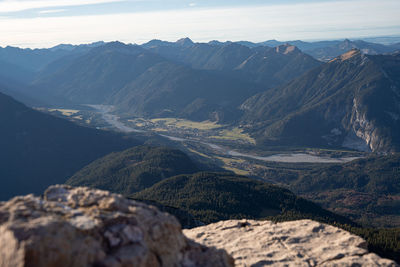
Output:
0,91,139,200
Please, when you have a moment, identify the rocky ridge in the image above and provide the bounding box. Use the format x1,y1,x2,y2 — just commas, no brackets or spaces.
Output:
184,220,398,267
0,185,233,267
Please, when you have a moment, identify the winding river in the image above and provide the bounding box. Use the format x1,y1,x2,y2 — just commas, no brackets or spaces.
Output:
88,105,361,164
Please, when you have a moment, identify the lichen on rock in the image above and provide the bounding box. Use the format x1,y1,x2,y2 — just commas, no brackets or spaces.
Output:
0,185,233,267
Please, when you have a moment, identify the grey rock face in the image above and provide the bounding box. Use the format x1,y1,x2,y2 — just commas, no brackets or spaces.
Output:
184,219,398,267
0,185,233,267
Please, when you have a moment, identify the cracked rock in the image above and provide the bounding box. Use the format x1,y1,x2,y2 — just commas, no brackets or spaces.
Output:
0,185,233,267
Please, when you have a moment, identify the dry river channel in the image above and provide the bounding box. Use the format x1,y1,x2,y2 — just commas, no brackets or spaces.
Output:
89,104,361,164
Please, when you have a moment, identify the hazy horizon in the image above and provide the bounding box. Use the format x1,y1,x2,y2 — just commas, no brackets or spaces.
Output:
0,0,399,48
2,35,400,50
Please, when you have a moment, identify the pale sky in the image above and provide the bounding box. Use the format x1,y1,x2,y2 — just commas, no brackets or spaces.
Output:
0,0,399,48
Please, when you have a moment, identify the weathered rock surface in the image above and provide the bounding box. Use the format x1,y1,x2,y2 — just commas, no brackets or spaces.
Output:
184,220,398,267
0,185,233,267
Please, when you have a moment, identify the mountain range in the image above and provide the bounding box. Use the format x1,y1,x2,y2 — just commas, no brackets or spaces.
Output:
1,38,399,152
143,38,321,88
210,38,400,61
0,42,105,73
25,41,320,122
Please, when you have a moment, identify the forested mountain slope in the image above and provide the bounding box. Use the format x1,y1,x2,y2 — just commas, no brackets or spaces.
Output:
133,172,354,225
66,145,200,195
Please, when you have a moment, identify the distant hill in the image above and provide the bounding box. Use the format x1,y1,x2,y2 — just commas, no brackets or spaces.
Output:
0,91,139,200
133,172,354,226
0,44,97,73
66,145,200,195
241,50,400,152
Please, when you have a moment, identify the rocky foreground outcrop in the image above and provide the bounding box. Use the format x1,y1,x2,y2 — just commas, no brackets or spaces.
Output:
0,185,233,267
184,220,398,266
1,185,398,267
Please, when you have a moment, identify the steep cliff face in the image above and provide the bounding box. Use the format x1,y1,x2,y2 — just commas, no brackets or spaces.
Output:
344,98,379,151
184,220,398,267
0,185,233,267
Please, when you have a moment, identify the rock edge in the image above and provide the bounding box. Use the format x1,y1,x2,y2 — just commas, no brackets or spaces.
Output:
184,219,398,267
0,185,233,267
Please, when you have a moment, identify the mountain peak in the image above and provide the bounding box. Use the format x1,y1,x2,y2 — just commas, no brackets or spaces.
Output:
339,39,357,50
106,40,125,46
340,49,361,61
101,41,129,50
176,37,194,47
275,44,299,54
329,49,361,63
94,41,144,55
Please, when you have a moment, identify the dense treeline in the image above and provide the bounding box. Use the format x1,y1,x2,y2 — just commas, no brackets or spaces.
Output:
349,227,400,263
254,154,400,227
291,154,400,194
66,145,199,195
133,172,354,226
291,154,400,227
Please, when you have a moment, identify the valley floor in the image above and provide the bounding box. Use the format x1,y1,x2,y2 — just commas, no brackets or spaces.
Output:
38,104,367,183
38,104,400,228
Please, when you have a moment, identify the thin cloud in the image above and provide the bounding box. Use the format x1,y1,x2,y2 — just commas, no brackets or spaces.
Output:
0,0,127,13
0,0,399,48
38,9,66,14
